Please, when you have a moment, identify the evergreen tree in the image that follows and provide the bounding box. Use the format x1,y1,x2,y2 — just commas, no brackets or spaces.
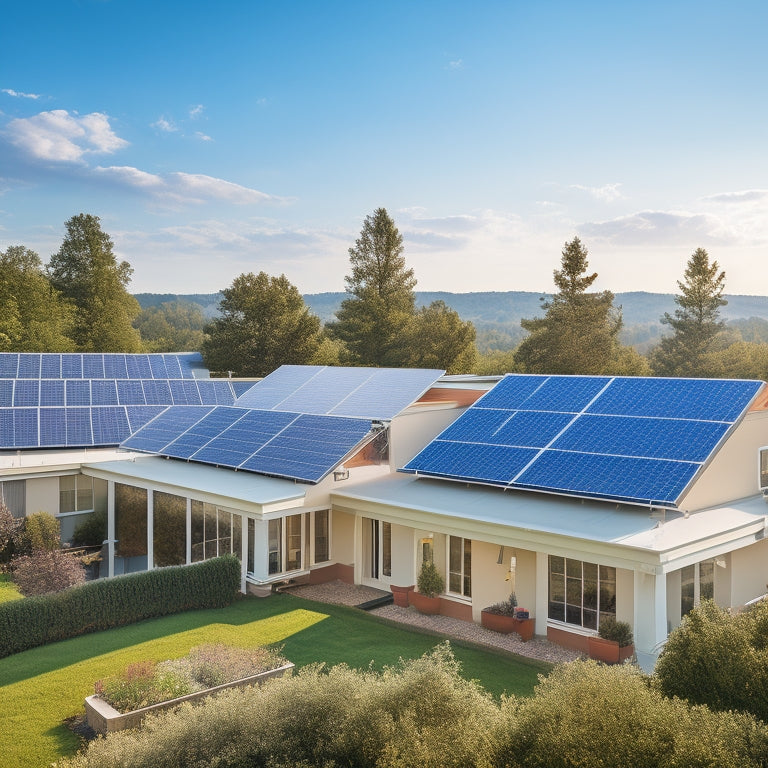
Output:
48,214,142,352
650,248,727,377
0,246,75,351
406,300,477,373
329,208,416,366
514,237,630,375
202,272,322,377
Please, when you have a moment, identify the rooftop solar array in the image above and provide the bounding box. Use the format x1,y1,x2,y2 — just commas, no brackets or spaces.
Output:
122,405,373,483
234,365,444,420
0,352,235,449
401,375,764,507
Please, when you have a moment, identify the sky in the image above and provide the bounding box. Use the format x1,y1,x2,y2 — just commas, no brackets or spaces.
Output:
2,1,768,297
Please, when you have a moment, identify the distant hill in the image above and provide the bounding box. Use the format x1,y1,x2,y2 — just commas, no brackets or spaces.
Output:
134,291,768,352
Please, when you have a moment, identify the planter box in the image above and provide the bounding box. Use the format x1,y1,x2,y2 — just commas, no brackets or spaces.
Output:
85,662,294,735
481,610,535,641
409,590,441,615
391,584,415,607
588,636,634,664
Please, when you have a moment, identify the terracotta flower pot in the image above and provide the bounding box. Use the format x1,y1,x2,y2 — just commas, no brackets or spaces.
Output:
409,590,442,615
481,610,535,641
588,636,634,663
390,584,414,608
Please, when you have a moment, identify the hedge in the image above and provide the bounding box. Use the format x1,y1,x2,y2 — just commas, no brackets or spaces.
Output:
0,555,241,658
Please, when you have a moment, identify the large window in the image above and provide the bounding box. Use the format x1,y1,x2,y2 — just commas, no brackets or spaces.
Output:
681,559,715,616
313,509,330,564
60,475,93,514
269,514,304,576
448,536,471,597
115,484,147,558
191,501,233,562
0,479,25,518
548,556,616,630
153,492,186,567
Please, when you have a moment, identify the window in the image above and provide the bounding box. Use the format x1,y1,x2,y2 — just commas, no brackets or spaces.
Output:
0,479,25,518
448,536,471,597
268,513,304,576
153,491,186,567
59,475,94,514
548,556,615,630
313,509,330,564
681,559,715,616
115,484,147,558
191,502,234,562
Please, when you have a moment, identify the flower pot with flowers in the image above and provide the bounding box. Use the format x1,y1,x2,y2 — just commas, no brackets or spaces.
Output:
481,594,534,640
588,617,634,663
409,560,444,615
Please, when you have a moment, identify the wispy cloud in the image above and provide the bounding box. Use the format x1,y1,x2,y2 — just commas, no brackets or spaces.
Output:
4,110,128,162
189,104,205,119
151,116,177,132
446,58,464,71
570,183,624,202
2,88,40,99
194,131,212,142
580,210,718,245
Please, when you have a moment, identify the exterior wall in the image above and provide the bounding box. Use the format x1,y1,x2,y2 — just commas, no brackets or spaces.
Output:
391,523,415,586
730,537,768,606
389,407,466,469
616,567,634,627
25,476,58,516
681,411,768,511
331,509,356,568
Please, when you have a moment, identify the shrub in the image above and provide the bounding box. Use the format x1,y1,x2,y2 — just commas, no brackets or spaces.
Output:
484,593,517,616
0,554,241,658
71,509,107,547
12,549,86,596
97,661,194,713
14,511,60,554
416,559,445,598
0,503,20,563
597,616,633,647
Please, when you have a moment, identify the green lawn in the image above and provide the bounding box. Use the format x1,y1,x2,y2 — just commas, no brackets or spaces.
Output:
0,593,551,768
0,573,23,603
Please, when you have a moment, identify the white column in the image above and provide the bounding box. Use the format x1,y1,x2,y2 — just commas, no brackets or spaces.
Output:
250,519,270,582
107,480,115,578
147,490,154,570
535,551,549,637
633,567,667,672
240,515,248,592
185,498,192,564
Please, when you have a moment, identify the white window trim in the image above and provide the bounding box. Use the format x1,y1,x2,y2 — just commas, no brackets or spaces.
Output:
446,535,471,599
269,513,305,576
310,509,332,566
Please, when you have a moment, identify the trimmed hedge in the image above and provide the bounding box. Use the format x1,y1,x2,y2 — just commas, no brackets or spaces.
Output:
0,555,241,658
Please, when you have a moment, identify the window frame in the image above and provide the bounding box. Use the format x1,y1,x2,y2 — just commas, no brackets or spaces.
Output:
548,555,616,631
59,474,94,515
268,513,305,576
447,536,472,598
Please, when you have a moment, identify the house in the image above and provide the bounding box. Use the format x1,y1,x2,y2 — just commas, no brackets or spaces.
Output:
2,352,768,670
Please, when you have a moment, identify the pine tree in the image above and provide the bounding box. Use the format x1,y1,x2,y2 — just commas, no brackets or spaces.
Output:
329,208,416,366
514,237,630,375
48,214,142,352
202,272,322,377
650,248,727,377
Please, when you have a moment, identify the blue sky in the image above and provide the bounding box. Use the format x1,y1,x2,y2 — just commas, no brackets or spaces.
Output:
2,1,767,297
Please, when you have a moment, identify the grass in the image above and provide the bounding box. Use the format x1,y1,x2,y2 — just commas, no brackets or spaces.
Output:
0,592,552,768
0,572,23,603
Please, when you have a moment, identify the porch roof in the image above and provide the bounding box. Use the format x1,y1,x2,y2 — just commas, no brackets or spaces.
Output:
83,455,305,514
332,474,767,559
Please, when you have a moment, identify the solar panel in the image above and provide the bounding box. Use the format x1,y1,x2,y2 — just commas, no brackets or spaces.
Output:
0,410,13,447
40,380,66,407
82,354,104,379
40,408,66,446
92,380,119,405
125,405,168,432
66,408,92,445
234,365,443,419
0,354,18,378
14,380,39,407
149,356,168,379
40,354,61,378
402,374,765,507
103,354,128,379
117,380,146,405
0,381,12,408
125,354,152,379
121,406,214,453
66,380,91,406
17,353,40,378
61,354,83,378
91,407,131,444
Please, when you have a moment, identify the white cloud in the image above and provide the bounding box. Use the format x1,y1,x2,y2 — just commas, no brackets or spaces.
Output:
447,59,464,70
570,183,625,203
93,165,164,189
2,88,40,99
189,104,205,119
4,110,128,162
151,116,177,132
194,131,212,142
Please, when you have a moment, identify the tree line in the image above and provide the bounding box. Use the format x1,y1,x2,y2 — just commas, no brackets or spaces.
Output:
2,209,765,380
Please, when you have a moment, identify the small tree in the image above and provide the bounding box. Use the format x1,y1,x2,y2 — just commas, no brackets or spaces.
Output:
14,511,60,555
417,559,445,598
0,502,20,563
12,549,86,596
650,248,728,377
406,300,477,373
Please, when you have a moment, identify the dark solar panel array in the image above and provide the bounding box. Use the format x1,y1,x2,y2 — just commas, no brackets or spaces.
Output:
402,374,764,507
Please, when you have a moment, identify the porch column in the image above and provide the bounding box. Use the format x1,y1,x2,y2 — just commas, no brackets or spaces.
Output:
535,551,549,637
185,498,192,564
107,480,115,578
250,518,270,582
633,566,667,671
147,490,154,570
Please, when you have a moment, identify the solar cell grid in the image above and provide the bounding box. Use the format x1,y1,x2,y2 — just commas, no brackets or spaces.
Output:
61,354,82,378
126,405,167,432
40,408,66,446
474,375,546,410
13,409,37,446
82,355,104,379
149,356,168,379
66,409,92,445
142,380,172,404
14,380,39,407
0,410,13,447
92,380,119,405
40,380,65,407
17,353,41,378
103,355,128,379
162,355,183,379
117,380,146,405
66,380,91,406
0,354,18,378
0,381,13,407
41,354,61,378
516,375,609,413
91,407,131,445
125,355,152,379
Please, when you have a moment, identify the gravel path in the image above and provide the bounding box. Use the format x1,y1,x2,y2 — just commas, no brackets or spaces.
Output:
285,580,581,665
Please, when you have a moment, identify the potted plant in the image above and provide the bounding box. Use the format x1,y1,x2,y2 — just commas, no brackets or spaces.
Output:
409,560,444,615
481,594,534,641
588,617,634,663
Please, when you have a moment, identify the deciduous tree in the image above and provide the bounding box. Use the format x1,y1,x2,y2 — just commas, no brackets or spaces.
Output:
650,248,727,377
406,300,477,373
202,272,322,377
48,214,142,352
134,301,205,352
329,208,416,366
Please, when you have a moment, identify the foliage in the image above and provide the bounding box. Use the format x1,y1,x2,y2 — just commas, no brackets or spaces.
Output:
96,644,288,711
47,213,142,352
0,573,23,604
133,301,205,352
484,593,518,616
202,271,322,377
654,599,768,722
488,660,768,768
698,339,768,380
329,208,417,366
12,550,86,596
597,616,633,647
0,502,20,558
515,238,637,375
473,348,518,375
71,509,107,547
650,248,727,376
406,299,477,373
416,559,445,598
14,511,61,554
0,245,75,351
114,483,147,558
0,555,241,659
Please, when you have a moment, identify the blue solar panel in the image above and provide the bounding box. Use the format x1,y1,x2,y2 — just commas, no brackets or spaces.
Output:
18,353,40,378
66,380,91,406
235,366,324,410
40,408,66,446
125,354,152,379
40,380,65,407
82,355,104,379
121,406,214,453
14,380,39,407
143,380,172,404
117,380,146,405
125,405,168,432
14,408,38,446
92,380,119,405
232,381,257,398
61,354,82,378
0,381,12,407
0,410,13,447
402,374,764,508
169,380,201,405
195,379,235,405
103,354,128,379
0,354,18,378
149,356,168,379
92,407,131,444
40,354,61,378
66,409,92,445
163,355,183,379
